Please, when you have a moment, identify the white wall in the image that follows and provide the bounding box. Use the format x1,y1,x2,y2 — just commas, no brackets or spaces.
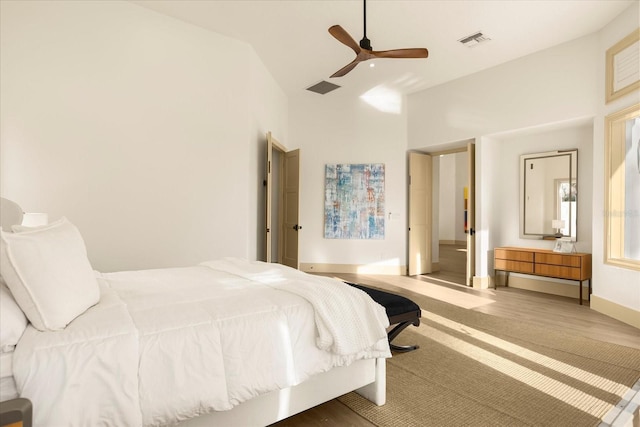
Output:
248,53,289,262
408,35,598,276
592,2,640,313
408,34,598,148
289,91,408,270
487,124,593,253
408,33,599,279
408,3,639,316
0,0,287,272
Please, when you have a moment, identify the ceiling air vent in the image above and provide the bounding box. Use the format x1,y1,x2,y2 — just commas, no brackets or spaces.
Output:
306,80,341,95
458,31,491,47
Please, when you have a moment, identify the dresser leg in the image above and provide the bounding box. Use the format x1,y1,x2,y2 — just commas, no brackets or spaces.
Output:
579,280,583,305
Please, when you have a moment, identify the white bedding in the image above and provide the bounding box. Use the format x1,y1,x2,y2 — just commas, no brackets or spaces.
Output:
12,259,390,426
0,352,12,379
0,351,18,402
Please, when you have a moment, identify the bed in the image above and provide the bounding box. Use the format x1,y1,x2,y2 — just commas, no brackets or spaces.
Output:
0,199,390,426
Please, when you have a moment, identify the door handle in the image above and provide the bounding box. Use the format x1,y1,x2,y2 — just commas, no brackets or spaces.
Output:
293,224,302,231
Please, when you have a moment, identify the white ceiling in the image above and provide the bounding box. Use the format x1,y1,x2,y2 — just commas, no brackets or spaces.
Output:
131,0,634,98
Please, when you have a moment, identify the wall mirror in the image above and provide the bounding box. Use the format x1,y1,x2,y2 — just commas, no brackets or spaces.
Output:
520,149,578,241
605,103,640,271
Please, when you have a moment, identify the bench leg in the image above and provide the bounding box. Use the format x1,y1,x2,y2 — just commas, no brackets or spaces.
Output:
388,320,420,352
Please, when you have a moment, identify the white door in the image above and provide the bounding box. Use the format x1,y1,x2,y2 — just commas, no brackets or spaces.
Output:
408,152,433,275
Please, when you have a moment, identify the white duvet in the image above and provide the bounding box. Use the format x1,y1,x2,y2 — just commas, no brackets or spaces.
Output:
12,259,390,426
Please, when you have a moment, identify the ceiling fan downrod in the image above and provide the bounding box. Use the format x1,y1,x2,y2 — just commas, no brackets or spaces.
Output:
359,0,372,50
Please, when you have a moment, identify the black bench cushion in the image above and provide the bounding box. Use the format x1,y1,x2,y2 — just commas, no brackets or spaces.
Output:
347,283,421,319
346,282,421,352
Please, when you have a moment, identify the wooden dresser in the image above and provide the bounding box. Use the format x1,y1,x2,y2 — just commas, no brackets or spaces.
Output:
494,247,592,304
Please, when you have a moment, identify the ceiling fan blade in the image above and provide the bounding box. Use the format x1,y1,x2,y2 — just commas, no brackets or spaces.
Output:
330,59,361,78
328,25,361,55
373,48,429,59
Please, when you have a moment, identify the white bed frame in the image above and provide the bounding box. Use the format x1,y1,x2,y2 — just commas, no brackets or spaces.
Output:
179,357,386,427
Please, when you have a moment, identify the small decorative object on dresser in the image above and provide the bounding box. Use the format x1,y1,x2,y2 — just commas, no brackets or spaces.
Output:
553,238,576,254
494,247,592,305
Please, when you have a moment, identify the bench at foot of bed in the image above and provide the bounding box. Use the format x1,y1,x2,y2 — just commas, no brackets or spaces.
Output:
346,283,421,353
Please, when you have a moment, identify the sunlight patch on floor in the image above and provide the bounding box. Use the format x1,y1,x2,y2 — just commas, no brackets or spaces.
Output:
326,272,494,310
418,323,621,418
421,311,631,398
386,275,495,310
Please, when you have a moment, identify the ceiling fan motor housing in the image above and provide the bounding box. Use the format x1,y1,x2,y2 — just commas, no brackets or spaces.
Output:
359,37,372,50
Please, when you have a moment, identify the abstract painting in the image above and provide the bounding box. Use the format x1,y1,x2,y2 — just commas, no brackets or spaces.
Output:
324,163,385,239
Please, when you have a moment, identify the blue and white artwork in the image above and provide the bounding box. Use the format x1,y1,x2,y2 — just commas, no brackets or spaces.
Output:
324,163,385,239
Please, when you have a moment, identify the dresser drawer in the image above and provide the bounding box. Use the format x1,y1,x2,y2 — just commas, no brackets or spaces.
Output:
535,253,581,267
534,264,582,280
495,259,534,274
495,249,534,263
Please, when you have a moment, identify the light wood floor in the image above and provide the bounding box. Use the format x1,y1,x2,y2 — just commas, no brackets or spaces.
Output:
271,244,640,426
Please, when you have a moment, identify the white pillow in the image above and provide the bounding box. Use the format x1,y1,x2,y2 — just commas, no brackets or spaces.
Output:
0,277,28,352
0,217,100,331
11,224,44,233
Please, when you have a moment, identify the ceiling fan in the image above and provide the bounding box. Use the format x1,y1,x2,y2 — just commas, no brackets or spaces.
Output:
328,0,429,78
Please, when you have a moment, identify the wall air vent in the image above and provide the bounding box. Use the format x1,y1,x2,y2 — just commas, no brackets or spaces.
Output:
458,31,491,47
306,80,341,95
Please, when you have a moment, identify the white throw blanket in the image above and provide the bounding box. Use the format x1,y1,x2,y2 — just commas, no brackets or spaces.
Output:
201,258,390,356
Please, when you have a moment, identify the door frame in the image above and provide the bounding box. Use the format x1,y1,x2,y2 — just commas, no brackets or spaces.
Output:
408,142,476,285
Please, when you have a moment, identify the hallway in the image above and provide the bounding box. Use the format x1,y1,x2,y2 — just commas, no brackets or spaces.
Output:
423,243,467,286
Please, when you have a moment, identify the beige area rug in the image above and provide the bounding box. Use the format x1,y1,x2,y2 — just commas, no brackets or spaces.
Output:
339,295,640,427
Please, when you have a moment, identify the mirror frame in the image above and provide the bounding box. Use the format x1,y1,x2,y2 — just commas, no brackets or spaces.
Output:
520,149,578,241
604,103,640,271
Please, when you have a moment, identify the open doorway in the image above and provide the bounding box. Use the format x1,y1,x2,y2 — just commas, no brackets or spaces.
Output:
431,150,468,285
408,142,475,286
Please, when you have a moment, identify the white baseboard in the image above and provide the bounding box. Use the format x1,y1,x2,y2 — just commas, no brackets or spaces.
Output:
473,276,490,289
590,295,640,330
300,263,406,276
